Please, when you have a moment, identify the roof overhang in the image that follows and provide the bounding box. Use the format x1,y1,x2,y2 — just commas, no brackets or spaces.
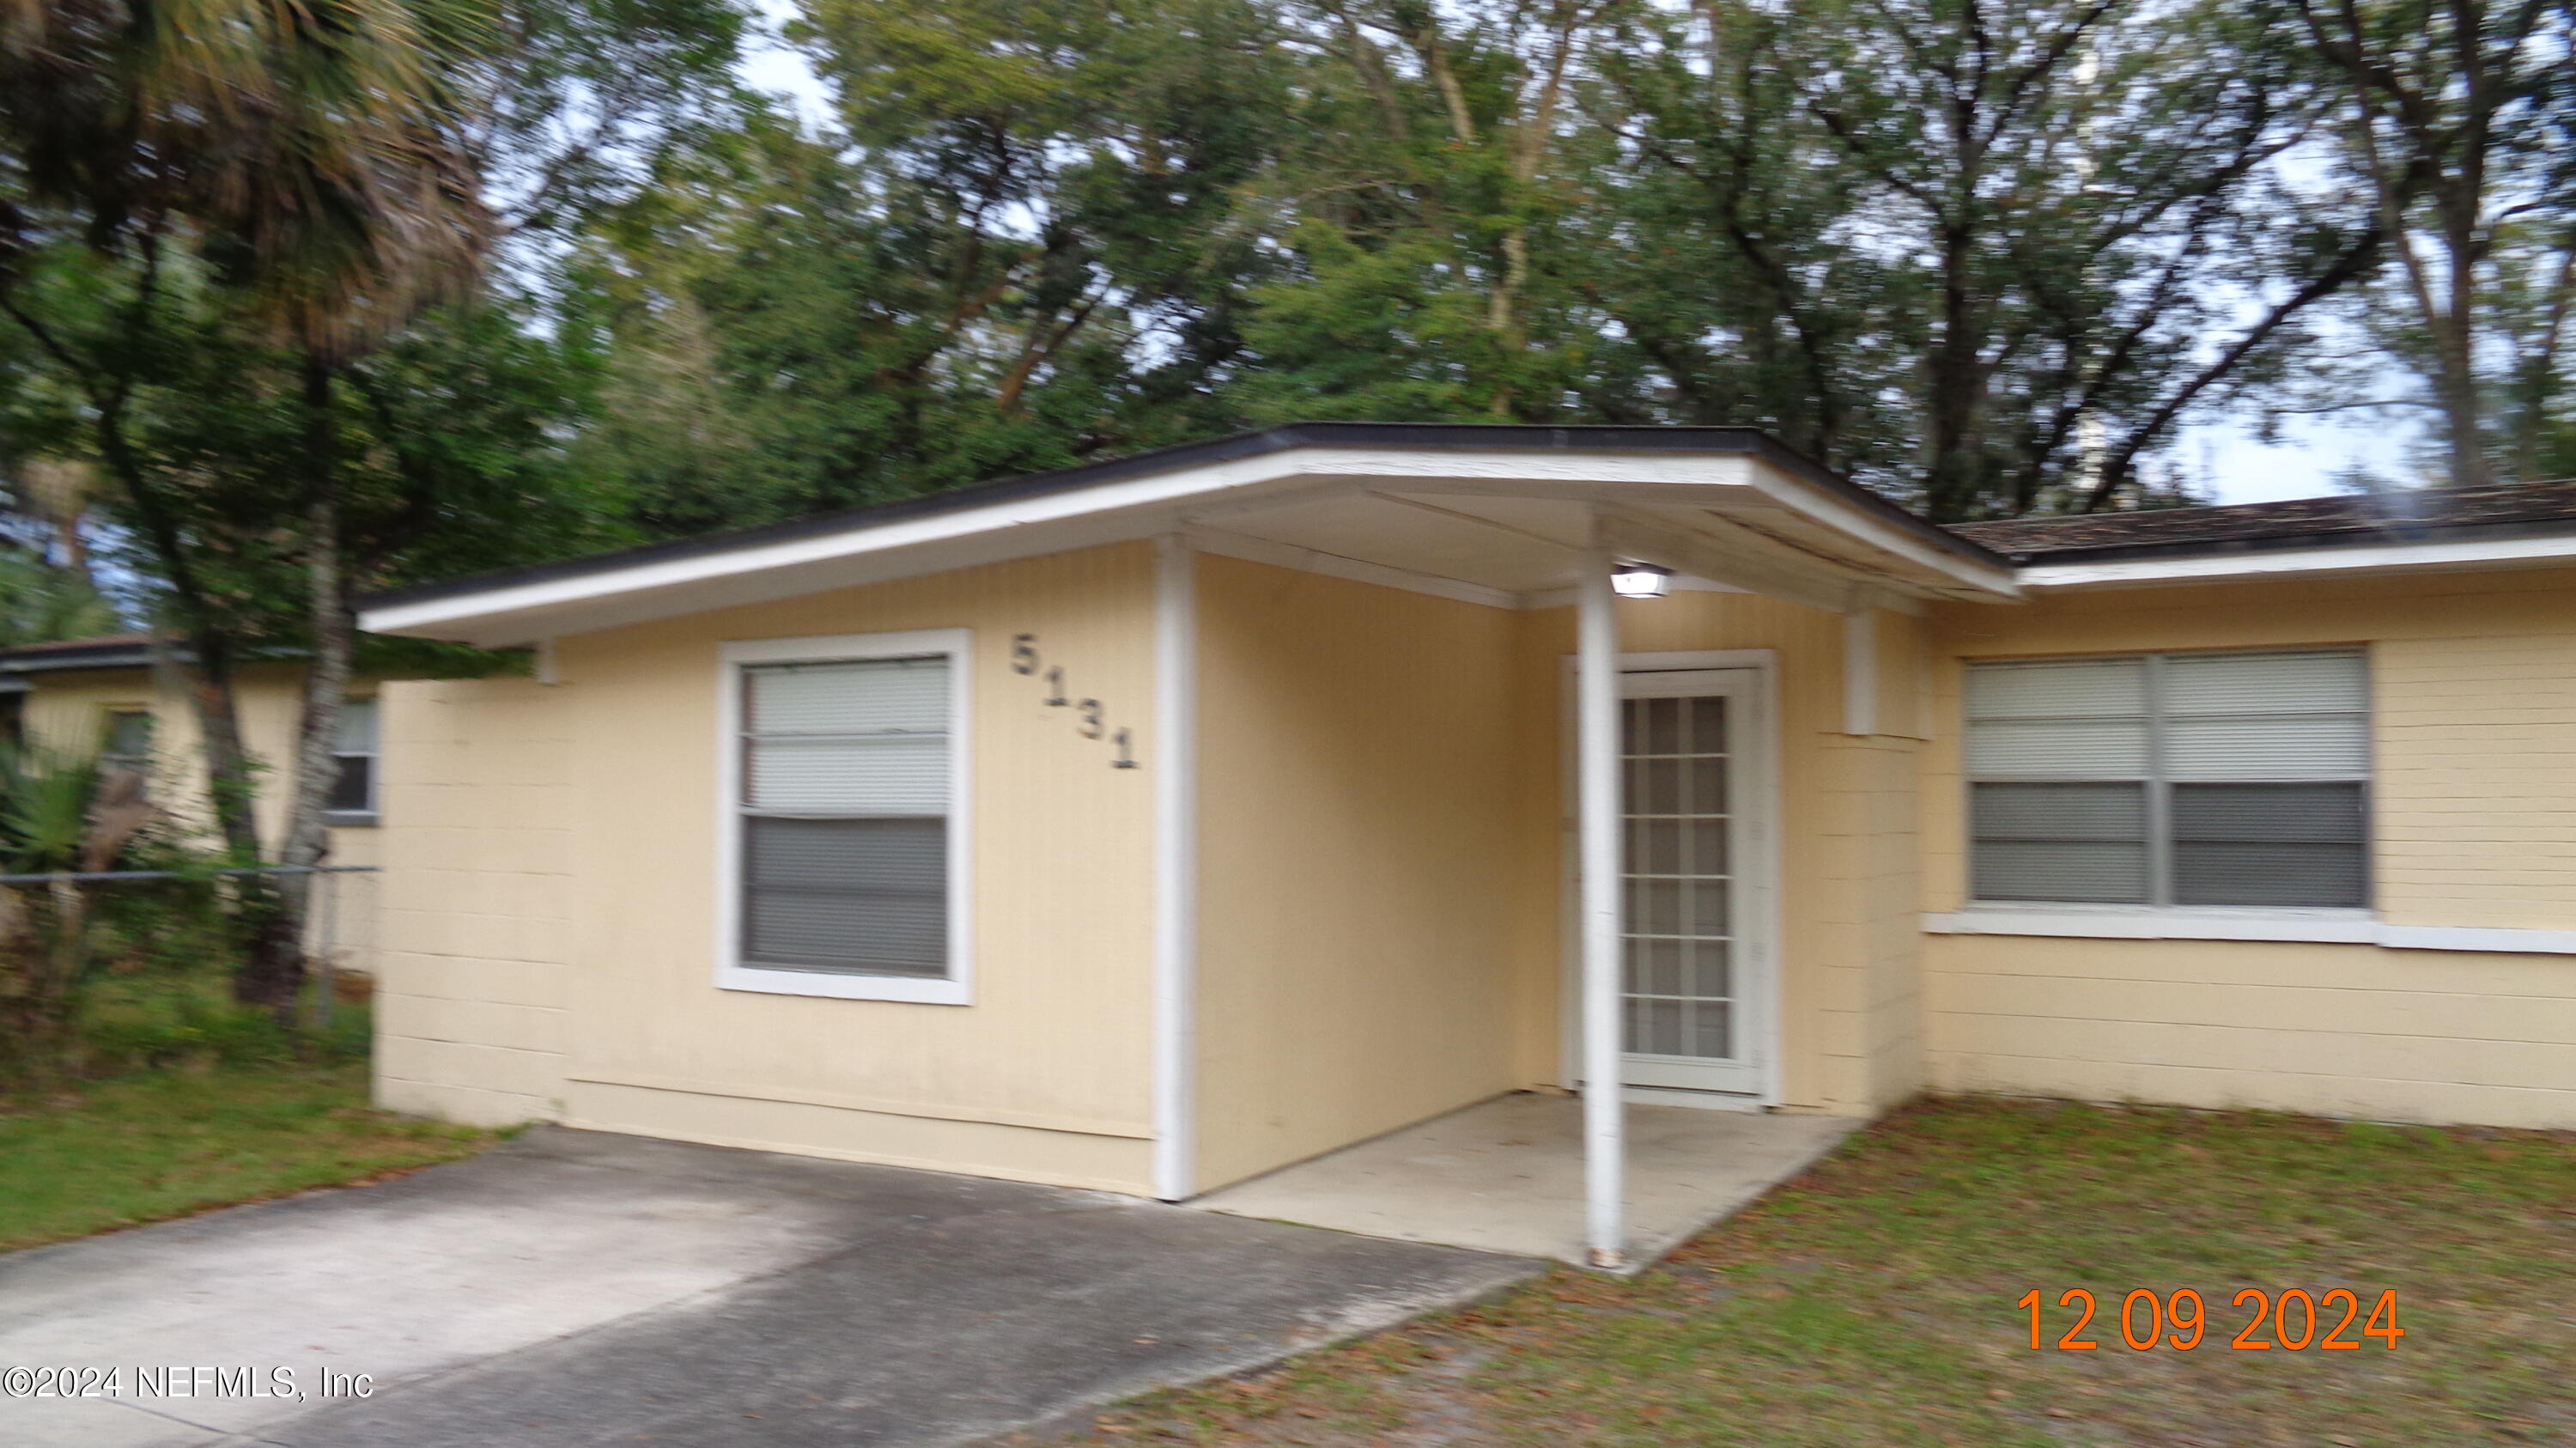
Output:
361,428,2019,646
0,642,161,674
2015,530,2576,590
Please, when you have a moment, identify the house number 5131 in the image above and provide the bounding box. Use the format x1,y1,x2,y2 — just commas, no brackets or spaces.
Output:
1012,634,1139,769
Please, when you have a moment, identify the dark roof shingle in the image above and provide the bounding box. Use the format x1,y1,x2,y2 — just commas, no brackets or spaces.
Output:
1945,480,2576,561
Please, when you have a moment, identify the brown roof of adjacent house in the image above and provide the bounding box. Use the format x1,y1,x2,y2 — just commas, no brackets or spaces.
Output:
0,632,156,657
1945,479,2576,562
0,633,167,672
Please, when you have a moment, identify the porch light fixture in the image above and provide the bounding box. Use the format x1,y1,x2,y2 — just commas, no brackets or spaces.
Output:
1610,562,1673,599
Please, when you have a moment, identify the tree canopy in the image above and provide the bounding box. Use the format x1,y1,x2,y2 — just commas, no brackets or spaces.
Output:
0,0,2568,787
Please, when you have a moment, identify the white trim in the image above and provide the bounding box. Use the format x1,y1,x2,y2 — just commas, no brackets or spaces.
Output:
1557,648,1787,1110
327,695,383,823
1923,908,2376,945
532,638,562,685
1743,656,1784,1110
1181,526,1520,610
1574,528,1627,1270
2017,532,2576,590
1150,536,1200,1201
1734,464,2026,600
1841,609,1877,736
2379,925,2576,956
713,629,974,1006
1924,909,2576,954
361,443,2019,644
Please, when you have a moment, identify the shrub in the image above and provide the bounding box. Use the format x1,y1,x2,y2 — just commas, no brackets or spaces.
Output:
0,748,246,1085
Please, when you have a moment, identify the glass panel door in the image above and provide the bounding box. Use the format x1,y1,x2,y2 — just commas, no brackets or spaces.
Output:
1611,668,1762,1097
1622,693,1735,1060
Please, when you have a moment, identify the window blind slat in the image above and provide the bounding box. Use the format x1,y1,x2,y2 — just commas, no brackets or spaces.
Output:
1965,719,2150,778
1972,781,2148,841
2171,782,2367,843
744,891,947,975
2172,844,2367,907
748,658,947,734
742,816,946,974
1971,782,2150,901
2164,715,2368,780
748,735,947,813
747,816,945,890
2161,649,2366,715
1965,657,2147,718
1972,841,2151,903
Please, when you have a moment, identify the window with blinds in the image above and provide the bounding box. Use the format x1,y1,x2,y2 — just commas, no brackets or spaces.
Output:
738,654,953,978
327,698,380,819
1965,648,2369,909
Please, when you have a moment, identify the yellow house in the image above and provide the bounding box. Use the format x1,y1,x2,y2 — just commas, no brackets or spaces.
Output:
353,423,2576,1269
0,633,388,880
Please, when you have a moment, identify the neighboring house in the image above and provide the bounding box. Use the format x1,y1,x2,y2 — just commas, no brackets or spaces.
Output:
352,423,2576,1265
0,631,387,878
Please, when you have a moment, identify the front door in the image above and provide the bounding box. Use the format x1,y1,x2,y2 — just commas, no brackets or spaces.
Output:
1614,667,1764,1098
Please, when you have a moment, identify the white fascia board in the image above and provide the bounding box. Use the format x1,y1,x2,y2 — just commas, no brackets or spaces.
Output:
1734,472,2022,601
361,452,1332,642
362,444,2016,644
2016,532,2576,590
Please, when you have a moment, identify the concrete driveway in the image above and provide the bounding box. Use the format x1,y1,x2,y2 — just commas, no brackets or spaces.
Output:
0,1128,1542,1448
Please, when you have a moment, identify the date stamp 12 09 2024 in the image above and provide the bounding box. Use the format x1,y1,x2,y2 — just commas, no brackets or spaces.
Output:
2019,1287,2405,1352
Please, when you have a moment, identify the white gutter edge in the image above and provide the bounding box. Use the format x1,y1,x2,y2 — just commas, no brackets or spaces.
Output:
2014,532,2576,590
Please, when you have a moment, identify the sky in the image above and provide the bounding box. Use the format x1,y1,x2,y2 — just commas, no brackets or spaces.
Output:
732,8,2382,508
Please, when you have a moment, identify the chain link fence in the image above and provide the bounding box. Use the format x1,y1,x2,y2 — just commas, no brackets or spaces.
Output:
0,864,379,1083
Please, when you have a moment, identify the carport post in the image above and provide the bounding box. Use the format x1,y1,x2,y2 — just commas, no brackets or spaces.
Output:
1577,518,1628,1270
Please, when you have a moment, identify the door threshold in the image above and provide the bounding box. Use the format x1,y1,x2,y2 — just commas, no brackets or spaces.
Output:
1623,1085,1764,1112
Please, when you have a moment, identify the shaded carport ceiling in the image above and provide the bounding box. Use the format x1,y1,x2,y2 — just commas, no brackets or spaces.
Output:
360,426,2016,646
1188,479,2004,612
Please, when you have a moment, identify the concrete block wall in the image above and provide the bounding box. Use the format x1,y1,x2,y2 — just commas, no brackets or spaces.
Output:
374,677,574,1126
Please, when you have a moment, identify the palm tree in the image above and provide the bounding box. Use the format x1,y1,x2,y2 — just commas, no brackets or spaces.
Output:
2,0,501,1016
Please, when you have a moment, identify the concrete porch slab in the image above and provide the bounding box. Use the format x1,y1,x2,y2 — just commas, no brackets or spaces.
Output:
1188,1092,1860,1269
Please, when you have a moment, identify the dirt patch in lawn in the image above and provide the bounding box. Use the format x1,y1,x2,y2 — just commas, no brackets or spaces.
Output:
1015,1097,2576,1448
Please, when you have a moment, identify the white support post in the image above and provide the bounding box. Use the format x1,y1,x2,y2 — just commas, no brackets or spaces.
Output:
1576,521,1628,1270
1151,533,1199,1202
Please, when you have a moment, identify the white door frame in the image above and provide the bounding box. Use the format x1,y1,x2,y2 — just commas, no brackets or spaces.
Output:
1558,648,1783,1110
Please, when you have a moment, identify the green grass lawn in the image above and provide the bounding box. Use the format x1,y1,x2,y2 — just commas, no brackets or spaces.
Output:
1034,1098,2576,1448
0,1062,500,1252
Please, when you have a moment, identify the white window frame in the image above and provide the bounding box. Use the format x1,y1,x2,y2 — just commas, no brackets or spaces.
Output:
714,629,974,1005
1960,645,2373,919
325,697,381,826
